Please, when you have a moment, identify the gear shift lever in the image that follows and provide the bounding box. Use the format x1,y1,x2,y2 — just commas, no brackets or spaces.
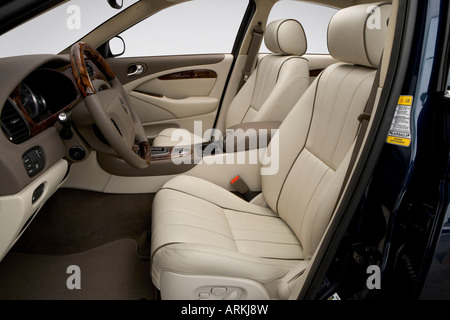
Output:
58,112,73,140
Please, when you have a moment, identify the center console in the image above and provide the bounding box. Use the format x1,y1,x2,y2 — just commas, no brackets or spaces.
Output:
97,121,281,177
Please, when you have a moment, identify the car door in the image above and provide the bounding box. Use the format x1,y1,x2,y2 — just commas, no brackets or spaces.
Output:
107,54,233,141
104,0,250,141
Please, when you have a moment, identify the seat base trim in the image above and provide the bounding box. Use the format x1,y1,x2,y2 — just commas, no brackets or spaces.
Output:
160,271,271,300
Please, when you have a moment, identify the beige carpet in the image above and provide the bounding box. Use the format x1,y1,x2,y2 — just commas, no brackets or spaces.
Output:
0,239,155,300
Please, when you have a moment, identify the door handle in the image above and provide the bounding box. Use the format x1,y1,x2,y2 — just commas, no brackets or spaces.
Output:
127,64,144,77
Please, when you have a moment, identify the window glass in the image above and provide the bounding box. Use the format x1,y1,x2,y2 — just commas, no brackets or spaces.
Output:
260,1,338,54
0,0,138,58
118,0,249,57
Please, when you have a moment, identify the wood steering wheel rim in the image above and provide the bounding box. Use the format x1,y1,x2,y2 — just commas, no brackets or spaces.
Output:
70,42,116,97
70,42,150,168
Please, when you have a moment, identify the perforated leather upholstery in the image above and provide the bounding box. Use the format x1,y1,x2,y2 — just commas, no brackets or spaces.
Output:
152,19,310,147
151,3,391,299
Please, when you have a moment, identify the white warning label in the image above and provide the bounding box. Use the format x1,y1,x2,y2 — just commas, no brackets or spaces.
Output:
386,95,413,147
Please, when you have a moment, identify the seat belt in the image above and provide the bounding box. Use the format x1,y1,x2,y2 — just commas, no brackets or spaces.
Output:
238,21,264,90
337,62,382,206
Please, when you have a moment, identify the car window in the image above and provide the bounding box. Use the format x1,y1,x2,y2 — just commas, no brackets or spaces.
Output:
0,0,138,58
260,1,338,54
117,0,249,57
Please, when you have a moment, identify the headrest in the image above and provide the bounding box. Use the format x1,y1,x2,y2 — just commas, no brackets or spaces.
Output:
264,19,307,56
328,3,391,68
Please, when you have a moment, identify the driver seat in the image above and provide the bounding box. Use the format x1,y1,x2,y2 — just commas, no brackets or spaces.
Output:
151,3,391,300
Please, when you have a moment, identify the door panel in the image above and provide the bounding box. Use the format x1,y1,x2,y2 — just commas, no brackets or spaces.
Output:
129,94,219,120
138,72,217,99
108,54,233,139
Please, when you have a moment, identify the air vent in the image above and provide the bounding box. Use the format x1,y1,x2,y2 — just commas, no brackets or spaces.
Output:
68,62,94,77
0,99,31,144
85,62,94,77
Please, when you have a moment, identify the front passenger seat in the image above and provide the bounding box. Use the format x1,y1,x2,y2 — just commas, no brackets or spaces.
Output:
150,3,391,300
152,19,310,147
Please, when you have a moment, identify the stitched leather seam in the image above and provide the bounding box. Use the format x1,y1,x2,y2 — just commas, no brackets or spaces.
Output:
275,68,325,213
160,187,279,218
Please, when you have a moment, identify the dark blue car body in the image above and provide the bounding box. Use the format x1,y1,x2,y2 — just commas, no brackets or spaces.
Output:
300,0,450,300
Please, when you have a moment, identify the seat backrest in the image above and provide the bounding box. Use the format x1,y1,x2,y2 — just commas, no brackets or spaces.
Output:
225,19,310,128
261,3,391,259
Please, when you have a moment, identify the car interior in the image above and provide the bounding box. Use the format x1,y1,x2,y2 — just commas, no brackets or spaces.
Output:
0,0,397,300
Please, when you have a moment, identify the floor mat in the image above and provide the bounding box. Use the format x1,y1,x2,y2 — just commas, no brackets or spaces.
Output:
0,239,155,300
12,188,154,256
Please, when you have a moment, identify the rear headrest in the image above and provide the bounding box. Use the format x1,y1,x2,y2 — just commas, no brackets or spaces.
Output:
328,2,391,68
264,19,307,56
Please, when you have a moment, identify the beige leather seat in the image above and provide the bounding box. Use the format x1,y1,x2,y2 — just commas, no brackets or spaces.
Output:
151,3,391,300
152,19,310,147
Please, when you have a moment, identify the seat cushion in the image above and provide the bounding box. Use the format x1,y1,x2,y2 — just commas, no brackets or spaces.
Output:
151,175,302,289
150,4,392,299
225,55,309,128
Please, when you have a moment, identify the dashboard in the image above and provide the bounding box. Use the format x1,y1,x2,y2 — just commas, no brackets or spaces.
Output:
0,54,104,261
1,64,80,144
0,54,109,196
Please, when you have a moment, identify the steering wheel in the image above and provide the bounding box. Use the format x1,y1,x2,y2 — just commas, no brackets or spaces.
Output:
69,42,150,169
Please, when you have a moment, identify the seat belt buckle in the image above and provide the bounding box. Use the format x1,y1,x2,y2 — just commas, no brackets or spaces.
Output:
230,175,255,201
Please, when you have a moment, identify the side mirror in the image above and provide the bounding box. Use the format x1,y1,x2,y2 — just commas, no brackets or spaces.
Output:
107,0,123,9
109,36,126,57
